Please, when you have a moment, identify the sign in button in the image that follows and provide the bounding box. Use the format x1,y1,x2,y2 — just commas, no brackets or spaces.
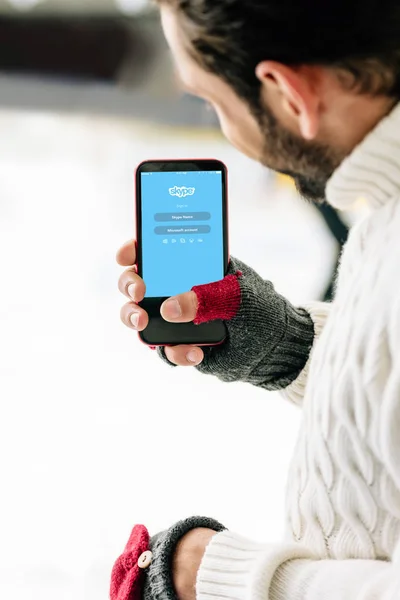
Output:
154,212,211,222
154,226,211,235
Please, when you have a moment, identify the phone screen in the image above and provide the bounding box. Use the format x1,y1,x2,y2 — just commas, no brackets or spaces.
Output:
140,169,225,298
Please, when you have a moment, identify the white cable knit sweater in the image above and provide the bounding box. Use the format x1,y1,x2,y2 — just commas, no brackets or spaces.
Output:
197,105,400,600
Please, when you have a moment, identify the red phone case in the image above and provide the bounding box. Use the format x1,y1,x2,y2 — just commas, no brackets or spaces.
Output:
134,158,230,348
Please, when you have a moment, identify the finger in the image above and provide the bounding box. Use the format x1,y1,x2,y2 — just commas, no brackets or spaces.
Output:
160,291,198,323
164,345,204,367
117,240,136,267
118,268,146,303
120,302,149,331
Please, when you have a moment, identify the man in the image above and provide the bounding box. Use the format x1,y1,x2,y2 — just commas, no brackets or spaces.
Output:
112,2,400,600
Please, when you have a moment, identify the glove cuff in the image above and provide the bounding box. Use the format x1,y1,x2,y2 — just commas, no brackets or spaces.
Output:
264,303,314,390
145,516,226,600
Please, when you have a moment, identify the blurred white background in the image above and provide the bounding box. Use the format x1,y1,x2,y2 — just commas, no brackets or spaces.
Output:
0,0,152,15
0,3,342,599
0,110,337,600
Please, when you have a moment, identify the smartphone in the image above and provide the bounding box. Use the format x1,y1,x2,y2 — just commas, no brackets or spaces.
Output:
136,159,229,347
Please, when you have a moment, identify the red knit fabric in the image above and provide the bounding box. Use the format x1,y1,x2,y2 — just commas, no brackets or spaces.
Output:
110,525,150,600
192,272,242,325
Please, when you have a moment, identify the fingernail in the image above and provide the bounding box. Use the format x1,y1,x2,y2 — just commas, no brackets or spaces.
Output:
187,350,201,365
163,299,182,319
130,313,139,328
128,284,136,300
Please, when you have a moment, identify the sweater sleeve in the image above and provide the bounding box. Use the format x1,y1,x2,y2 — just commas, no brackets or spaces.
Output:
281,215,367,407
281,301,332,406
196,531,400,600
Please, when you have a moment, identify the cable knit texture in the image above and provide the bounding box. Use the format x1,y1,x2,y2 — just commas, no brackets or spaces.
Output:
197,104,400,600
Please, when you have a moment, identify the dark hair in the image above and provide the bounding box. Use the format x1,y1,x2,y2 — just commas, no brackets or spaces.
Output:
157,0,400,108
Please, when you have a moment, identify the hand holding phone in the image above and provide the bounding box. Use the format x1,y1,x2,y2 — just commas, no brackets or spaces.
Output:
118,240,206,364
118,248,315,388
118,158,315,388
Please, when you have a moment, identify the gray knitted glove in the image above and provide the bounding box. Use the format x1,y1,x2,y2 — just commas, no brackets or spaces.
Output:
110,516,226,600
159,257,315,391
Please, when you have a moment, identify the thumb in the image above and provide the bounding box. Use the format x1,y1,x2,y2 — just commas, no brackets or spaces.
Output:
161,273,242,325
161,291,198,323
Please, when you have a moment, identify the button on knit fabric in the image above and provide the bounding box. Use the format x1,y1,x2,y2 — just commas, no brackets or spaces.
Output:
138,551,152,569
110,525,150,600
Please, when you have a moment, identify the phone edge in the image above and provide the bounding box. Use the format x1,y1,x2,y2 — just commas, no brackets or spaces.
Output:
134,158,230,348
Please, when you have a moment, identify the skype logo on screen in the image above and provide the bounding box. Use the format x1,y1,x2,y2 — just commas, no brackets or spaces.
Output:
169,186,195,198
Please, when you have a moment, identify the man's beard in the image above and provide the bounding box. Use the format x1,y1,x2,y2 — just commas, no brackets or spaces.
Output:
256,102,345,203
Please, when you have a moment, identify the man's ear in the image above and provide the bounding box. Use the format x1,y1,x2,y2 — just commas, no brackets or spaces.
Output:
255,61,321,140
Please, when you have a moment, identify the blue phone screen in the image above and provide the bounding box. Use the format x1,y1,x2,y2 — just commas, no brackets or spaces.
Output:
141,170,225,298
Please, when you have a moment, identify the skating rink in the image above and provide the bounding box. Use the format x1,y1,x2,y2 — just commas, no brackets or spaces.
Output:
0,108,339,599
